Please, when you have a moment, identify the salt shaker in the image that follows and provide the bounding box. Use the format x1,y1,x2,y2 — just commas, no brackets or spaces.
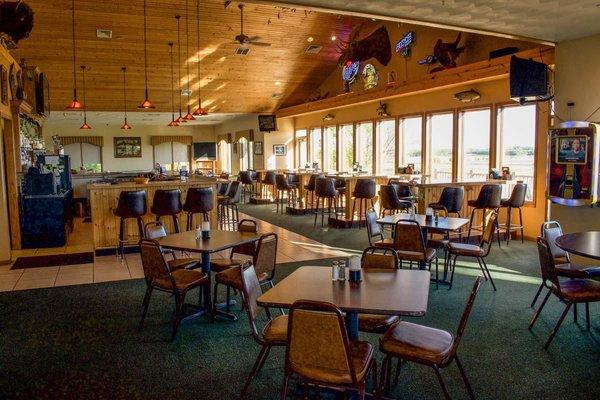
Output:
331,261,339,281
338,260,347,281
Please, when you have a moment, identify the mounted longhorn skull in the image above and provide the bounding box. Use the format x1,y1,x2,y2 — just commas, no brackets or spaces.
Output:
337,25,391,67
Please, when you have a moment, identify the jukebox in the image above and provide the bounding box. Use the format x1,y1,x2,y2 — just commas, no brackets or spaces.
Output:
547,121,600,207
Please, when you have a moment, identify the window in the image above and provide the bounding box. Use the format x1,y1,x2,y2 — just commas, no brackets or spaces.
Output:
427,112,454,179
339,124,354,173
398,116,422,173
356,122,373,172
239,137,250,171
63,142,102,172
173,142,190,172
154,142,173,171
218,140,231,173
310,127,322,167
497,104,537,201
459,108,491,181
295,129,308,168
154,141,190,172
376,119,395,175
323,125,337,172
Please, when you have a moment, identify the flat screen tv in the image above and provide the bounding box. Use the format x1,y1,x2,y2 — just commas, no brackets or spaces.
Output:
193,142,216,160
510,55,552,104
258,114,277,132
555,135,588,165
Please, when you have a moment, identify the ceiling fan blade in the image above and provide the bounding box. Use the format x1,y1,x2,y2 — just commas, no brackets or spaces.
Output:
249,41,271,47
246,36,261,42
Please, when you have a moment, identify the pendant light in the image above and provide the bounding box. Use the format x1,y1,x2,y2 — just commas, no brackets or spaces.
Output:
138,0,155,109
175,15,186,123
182,0,195,121
167,42,179,127
79,65,91,129
193,0,207,116
120,67,132,130
66,0,83,109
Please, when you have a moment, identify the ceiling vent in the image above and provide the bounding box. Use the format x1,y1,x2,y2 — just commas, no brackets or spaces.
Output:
234,47,250,56
96,29,112,39
181,88,192,96
305,45,322,54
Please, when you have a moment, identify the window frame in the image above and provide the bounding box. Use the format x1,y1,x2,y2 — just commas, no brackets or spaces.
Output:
425,109,456,180
456,104,493,182
375,117,397,175
397,113,425,174
355,120,375,173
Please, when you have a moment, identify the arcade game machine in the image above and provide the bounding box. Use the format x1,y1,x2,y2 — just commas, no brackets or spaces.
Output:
547,121,600,207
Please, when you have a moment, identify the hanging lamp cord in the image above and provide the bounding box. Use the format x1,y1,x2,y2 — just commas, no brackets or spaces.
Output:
122,67,127,119
71,0,77,95
169,43,175,119
196,0,201,108
143,0,149,94
176,15,182,117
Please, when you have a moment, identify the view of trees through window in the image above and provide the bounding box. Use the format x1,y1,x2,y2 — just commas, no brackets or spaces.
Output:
324,126,337,171
310,127,322,167
427,113,453,179
356,122,373,172
339,124,354,172
399,116,422,173
377,119,395,175
459,108,490,181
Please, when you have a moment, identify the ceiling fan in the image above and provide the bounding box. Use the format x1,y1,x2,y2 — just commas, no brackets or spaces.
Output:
233,4,271,47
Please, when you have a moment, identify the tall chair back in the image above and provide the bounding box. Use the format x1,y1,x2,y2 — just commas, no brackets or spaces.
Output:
286,300,357,385
393,220,426,255
253,233,278,279
232,219,259,256
151,189,182,215
352,179,376,199
388,179,413,198
144,221,168,239
507,183,527,207
437,186,464,214
226,181,242,203
217,181,231,196
115,190,147,217
473,184,501,208
306,174,323,191
536,237,561,290
183,187,214,213
315,177,337,198
451,277,482,354
365,210,384,244
139,239,174,288
540,221,569,261
361,247,398,270
262,171,277,186
379,185,403,210
239,170,254,185
276,174,290,190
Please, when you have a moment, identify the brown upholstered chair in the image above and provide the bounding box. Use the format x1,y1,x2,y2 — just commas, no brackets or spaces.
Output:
446,210,498,291
280,300,378,400
358,247,400,334
529,237,600,348
378,277,482,399
238,264,288,398
531,221,600,307
365,210,393,249
138,239,210,340
393,219,439,287
143,221,199,271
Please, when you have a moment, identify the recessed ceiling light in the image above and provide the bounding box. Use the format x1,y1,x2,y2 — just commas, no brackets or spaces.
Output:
275,81,281,86
331,35,337,41
307,36,314,42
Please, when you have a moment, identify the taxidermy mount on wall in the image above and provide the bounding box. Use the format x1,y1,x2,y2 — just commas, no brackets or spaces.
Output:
337,25,391,67
0,1,34,48
419,33,465,73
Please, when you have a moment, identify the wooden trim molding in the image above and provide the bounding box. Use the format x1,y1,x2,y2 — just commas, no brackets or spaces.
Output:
150,135,193,146
234,129,254,142
59,135,103,147
217,133,232,143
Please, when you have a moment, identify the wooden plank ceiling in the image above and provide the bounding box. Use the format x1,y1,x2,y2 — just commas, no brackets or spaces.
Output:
11,0,372,114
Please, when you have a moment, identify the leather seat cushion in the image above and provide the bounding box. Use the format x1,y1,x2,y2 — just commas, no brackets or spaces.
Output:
262,315,289,343
373,238,394,248
154,269,207,292
396,247,437,262
359,314,400,334
500,198,513,207
215,266,268,289
447,242,484,257
558,279,600,302
379,321,453,364
211,258,245,273
167,258,200,270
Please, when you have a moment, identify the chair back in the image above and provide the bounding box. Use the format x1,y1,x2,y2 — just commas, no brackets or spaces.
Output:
232,219,259,256
480,210,498,248
239,170,254,185
287,173,299,185
361,247,398,270
253,233,278,279
365,210,383,244
219,172,230,180
315,177,337,198
306,174,323,191
379,185,403,210
217,181,230,196
114,190,147,218
388,179,413,198
144,221,168,239
474,184,501,208
540,221,569,260
352,179,376,199
183,187,214,213
438,186,464,214
451,277,482,355
276,174,290,190
151,189,182,215
507,183,527,207
334,178,346,189
393,220,426,255
240,264,266,341
286,300,357,385
262,171,277,186
139,239,175,288
537,237,561,290
226,181,242,203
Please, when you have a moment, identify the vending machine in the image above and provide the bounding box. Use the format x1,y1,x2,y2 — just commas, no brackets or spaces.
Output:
547,121,600,207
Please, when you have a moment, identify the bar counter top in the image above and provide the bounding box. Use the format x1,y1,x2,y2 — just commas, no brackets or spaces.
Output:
411,178,508,188
87,176,217,190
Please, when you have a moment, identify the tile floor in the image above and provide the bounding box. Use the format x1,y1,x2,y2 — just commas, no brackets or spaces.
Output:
0,212,351,292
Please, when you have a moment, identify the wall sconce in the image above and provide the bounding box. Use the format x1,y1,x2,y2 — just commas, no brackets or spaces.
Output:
323,113,335,121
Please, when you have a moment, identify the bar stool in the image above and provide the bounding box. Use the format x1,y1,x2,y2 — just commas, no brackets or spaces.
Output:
379,184,412,217
261,171,277,200
389,179,417,213
183,187,214,230
351,178,376,228
113,190,147,259
466,184,501,246
334,178,346,208
217,181,230,196
429,186,464,217
218,180,242,230
219,172,230,180
151,189,183,233
314,177,338,227
275,174,297,214
500,183,527,244
287,172,300,188
304,173,323,212
239,170,256,202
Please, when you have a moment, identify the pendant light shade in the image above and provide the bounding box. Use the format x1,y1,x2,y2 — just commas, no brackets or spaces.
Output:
175,15,185,123
120,67,132,130
66,0,83,110
79,65,91,129
193,0,207,116
183,0,195,121
138,0,155,109
167,42,179,127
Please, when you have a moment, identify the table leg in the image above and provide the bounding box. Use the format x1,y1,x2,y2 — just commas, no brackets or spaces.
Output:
204,252,239,321
345,311,359,341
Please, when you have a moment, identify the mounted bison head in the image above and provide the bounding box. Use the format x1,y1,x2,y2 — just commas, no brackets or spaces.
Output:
0,1,34,46
337,25,391,67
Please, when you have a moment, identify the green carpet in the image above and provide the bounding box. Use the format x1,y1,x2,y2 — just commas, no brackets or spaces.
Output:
0,203,599,399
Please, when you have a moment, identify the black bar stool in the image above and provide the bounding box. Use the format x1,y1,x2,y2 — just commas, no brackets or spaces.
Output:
217,181,230,196
239,170,256,202
304,173,323,212
113,190,147,258
183,187,214,230
429,186,464,217
151,189,182,233
219,172,230,180
500,183,527,244
351,178,376,228
466,184,501,246
261,171,277,200
334,178,346,208
314,177,338,227
218,180,242,230
389,178,417,213
275,174,298,214
379,184,412,217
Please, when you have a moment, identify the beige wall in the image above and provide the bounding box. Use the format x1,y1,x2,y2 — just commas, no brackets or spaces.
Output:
551,33,600,242
43,118,215,172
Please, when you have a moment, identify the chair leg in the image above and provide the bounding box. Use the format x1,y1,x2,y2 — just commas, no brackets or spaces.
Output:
279,373,290,400
171,292,185,341
211,282,219,322
379,354,390,394
240,345,271,399
495,212,501,248
466,208,476,243
530,283,545,308
435,257,439,290
314,197,319,227
138,285,153,331
393,358,403,386
136,217,144,240
544,302,572,349
506,207,512,245
172,215,180,233
573,303,578,324
433,366,451,400
519,207,524,243
449,255,458,290
186,212,192,231
352,198,357,224
455,355,475,400
480,257,496,291
586,302,590,331
529,289,552,330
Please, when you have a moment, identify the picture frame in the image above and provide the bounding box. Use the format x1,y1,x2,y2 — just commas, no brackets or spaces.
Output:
114,137,142,158
273,144,286,156
254,141,263,155
0,65,7,105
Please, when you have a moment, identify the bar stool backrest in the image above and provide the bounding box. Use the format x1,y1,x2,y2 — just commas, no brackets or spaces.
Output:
379,185,403,209
388,179,413,198
438,186,464,214
226,181,242,203
480,210,498,251
540,221,569,261
352,179,376,199
307,174,324,191
239,170,254,185
219,172,230,180
115,190,147,217
473,184,501,208
183,187,214,213
217,181,230,196
315,177,337,198
507,183,527,207
276,174,291,190
151,189,182,215
262,171,277,186
287,173,299,185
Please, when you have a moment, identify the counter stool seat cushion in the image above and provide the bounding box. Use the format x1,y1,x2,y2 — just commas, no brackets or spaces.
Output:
446,242,485,257
396,247,437,262
262,314,289,343
358,314,400,334
154,269,208,292
167,258,200,270
215,265,269,290
380,321,453,365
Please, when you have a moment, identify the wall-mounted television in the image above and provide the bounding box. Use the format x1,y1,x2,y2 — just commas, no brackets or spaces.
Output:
555,135,588,165
193,142,216,160
258,114,277,132
510,55,552,104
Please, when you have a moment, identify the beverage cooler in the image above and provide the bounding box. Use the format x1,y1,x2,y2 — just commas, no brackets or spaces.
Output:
547,121,600,207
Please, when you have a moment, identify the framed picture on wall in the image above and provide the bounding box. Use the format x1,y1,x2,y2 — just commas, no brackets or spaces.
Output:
114,137,142,158
273,144,286,156
254,141,263,155
0,65,7,105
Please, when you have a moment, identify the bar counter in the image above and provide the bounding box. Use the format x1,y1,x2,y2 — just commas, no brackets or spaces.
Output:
88,177,218,250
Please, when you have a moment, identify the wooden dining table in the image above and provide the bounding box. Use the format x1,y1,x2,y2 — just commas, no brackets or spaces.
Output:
258,266,430,341
555,231,600,261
